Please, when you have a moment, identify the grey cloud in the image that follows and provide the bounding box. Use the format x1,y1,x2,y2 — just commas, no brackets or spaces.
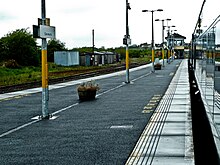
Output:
0,12,16,21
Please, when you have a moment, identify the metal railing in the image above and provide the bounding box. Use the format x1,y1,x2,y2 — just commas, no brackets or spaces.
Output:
192,0,220,121
190,0,220,162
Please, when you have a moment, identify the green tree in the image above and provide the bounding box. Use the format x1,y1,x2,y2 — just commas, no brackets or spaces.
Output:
115,47,126,59
76,47,94,54
0,40,8,62
0,28,39,66
47,39,67,62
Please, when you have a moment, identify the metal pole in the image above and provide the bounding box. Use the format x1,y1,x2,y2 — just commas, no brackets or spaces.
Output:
194,38,197,69
162,20,165,67
125,0,130,83
41,0,49,119
92,29,95,65
191,34,194,67
151,11,155,72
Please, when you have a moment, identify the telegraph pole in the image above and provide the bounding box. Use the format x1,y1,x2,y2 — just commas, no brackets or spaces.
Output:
41,0,49,119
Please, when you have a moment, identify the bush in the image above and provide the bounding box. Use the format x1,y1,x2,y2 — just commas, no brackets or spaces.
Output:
0,29,40,66
3,59,20,69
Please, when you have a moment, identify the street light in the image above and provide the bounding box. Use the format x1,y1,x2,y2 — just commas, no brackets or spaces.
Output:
124,0,131,83
142,9,163,72
166,25,176,63
155,18,171,67
170,29,177,61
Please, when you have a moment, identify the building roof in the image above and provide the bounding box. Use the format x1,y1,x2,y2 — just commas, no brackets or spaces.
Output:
165,33,186,40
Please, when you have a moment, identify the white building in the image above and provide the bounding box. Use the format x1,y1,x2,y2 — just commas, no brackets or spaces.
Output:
54,51,79,66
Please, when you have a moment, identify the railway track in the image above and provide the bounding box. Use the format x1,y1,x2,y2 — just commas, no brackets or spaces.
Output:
0,62,147,94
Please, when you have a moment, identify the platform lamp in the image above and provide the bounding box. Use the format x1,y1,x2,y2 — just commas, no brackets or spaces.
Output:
124,0,131,83
142,9,163,72
166,25,176,63
155,18,171,67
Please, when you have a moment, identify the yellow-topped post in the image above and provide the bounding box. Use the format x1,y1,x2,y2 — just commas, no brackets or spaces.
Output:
142,9,163,72
155,18,171,67
41,0,49,119
125,0,131,83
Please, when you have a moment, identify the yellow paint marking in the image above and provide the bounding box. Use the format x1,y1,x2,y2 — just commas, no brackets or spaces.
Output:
149,100,158,103
126,49,129,70
42,49,48,88
153,94,161,97
142,94,162,114
142,109,153,114
144,106,153,110
147,103,156,106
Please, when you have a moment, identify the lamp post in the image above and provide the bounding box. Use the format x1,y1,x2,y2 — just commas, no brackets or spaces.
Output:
165,25,175,63
155,18,171,67
142,9,163,72
171,29,177,61
124,0,131,83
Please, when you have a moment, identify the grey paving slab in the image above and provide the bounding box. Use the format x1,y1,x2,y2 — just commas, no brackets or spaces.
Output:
154,136,186,156
160,122,187,135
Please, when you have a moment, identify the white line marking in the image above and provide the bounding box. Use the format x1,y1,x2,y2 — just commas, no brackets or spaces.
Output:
52,103,79,116
132,72,152,82
96,84,124,97
169,72,174,76
110,125,133,129
0,120,39,138
0,103,79,138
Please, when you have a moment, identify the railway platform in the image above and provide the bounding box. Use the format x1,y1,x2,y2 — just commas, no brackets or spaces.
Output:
0,59,194,164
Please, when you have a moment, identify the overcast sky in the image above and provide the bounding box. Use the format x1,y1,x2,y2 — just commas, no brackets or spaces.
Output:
0,0,219,49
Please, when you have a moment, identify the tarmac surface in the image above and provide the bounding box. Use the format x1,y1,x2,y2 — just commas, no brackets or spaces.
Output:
0,59,192,164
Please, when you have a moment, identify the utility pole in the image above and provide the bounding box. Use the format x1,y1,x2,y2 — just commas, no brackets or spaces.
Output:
41,0,49,119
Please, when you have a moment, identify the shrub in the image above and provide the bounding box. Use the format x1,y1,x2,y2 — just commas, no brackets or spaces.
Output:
3,59,20,69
